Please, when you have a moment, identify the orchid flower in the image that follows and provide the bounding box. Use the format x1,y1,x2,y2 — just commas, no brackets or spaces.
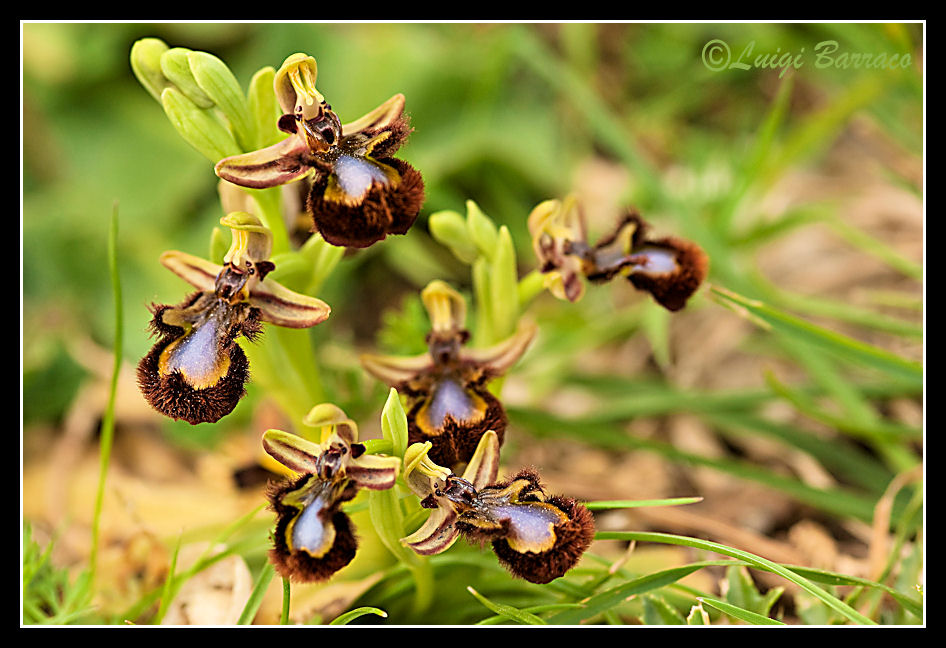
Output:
262,403,400,582
214,53,425,249
529,195,708,311
137,212,330,424
401,433,595,584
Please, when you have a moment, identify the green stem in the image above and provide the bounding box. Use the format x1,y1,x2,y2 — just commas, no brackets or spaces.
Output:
517,269,546,311
90,203,123,580
281,578,291,625
409,558,435,617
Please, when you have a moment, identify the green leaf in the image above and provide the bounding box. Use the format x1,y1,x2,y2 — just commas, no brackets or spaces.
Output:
724,565,783,617
467,587,546,625
699,596,785,625
710,285,922,385
329,607,388,625
237,563,275,625
686,601,711,625
547,560,735,625
642,594,686,625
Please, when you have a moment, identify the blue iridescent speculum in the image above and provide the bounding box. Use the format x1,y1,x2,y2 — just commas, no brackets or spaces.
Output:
287,481,337,558
421,374,484,432
158,299,234,389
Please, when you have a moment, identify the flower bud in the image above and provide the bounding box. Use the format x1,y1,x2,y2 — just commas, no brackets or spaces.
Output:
160,47,215,109
130,38,172,102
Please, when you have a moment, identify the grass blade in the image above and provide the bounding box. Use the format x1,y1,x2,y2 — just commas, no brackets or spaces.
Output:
236,563,275,625
698,597,785,625
466,586,546,625
710,285,922,385
585,497,703,511
329,606,388,625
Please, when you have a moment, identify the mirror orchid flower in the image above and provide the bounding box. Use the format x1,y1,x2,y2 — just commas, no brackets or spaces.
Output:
360,280,535,469
401,433,595,584
214,53,425,249
263,404,400,582
136,212,330,424
529,195,708,311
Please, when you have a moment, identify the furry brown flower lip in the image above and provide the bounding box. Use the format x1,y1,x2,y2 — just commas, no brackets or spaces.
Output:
214,53,425,249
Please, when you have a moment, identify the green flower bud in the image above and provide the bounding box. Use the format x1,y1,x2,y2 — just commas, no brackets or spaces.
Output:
247,66,283,149
490,225,519,342
160,47,215,109
465,200,498,260
208,225,229,264
130,38,171,102
381,387,409,460
429,209,478,264
161,86,241,162
188,50,257,151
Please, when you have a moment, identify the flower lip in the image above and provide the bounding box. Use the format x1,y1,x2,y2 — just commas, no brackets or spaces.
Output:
454,469,597,584
266,474,359,582
136,301,254,425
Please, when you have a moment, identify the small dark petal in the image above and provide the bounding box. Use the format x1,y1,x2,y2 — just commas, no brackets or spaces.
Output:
307,157,425,248
254,260,276,282
277,113,298,135
491,495,595,584
406,383,506,468
267,476,359,583
136,334,249,425
627,237,709,312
